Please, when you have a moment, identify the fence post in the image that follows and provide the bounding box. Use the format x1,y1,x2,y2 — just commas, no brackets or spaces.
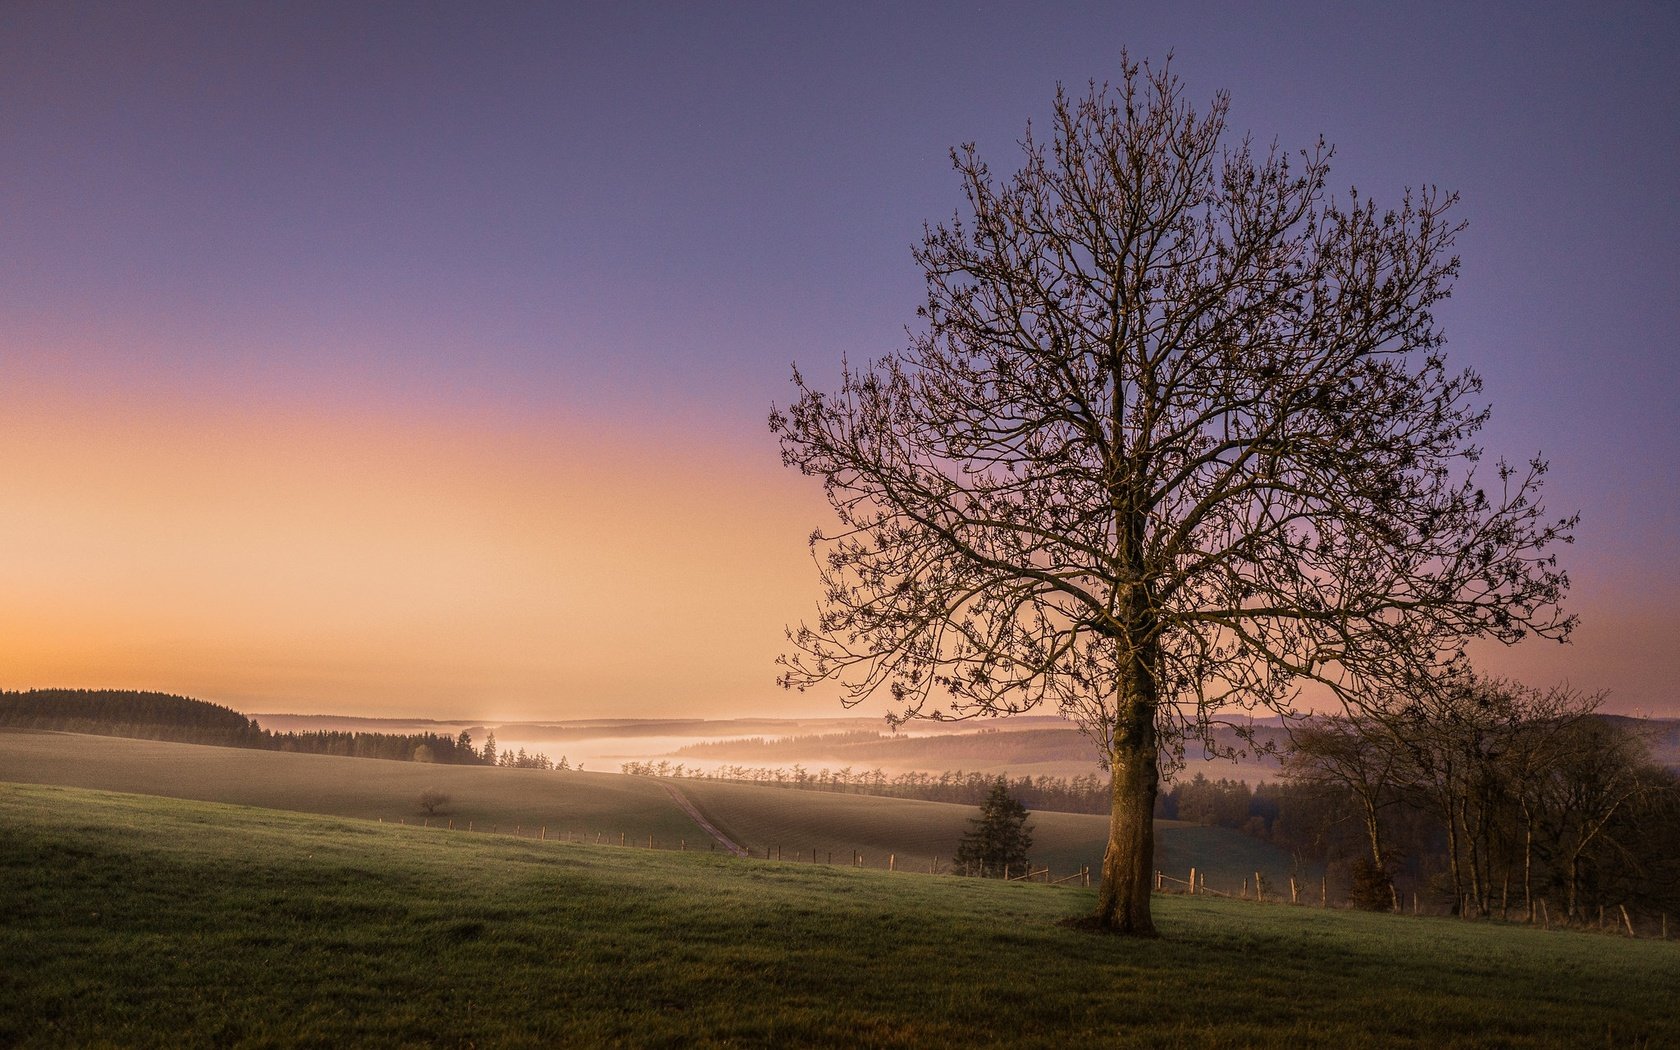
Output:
1154,870,1163,891
1619,905,1635,938
448,819,453,830
1290,876,1298,905
1321,875,1327,908
1241,877,1248,899
889,853,895,872
1189,867,1197,895
649,834,655,849
1255,872,1264,903
1540,899,1550,930
777,845,781,861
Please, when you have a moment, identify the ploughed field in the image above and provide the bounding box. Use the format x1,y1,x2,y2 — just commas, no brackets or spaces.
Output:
0,729,1295,891
3,782,1675,1048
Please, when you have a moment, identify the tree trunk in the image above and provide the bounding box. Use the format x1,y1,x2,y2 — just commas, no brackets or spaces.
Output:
1093,668,1159,935
1460,796,1484,918
1521,803,1535,923
1362,799,1399,913
1443,798,1463,916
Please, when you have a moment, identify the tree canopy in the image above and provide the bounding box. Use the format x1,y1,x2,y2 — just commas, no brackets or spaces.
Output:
772,57,1574,934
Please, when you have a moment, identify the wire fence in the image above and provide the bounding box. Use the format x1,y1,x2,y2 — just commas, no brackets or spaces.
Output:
380,815,1672,941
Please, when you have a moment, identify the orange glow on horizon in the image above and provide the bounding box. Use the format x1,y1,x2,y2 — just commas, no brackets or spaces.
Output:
2,375,1670,722
0,380,842,721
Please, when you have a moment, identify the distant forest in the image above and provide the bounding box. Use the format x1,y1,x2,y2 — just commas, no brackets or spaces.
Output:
675,727,1106,766
0,690,558,768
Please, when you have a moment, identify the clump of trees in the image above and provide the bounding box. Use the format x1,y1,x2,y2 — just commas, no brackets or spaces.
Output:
955,779,1034,878
1281,677,1679,922
772,55,1574,934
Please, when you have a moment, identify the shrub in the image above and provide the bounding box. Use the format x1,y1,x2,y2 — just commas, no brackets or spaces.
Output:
417,789,450,816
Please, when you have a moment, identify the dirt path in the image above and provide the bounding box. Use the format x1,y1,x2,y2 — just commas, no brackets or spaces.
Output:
661,782,748,857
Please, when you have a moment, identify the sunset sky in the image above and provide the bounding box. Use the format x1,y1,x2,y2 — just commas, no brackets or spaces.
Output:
3,2,1676,721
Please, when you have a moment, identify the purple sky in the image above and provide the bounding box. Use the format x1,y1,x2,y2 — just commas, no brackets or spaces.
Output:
3,2,1677,719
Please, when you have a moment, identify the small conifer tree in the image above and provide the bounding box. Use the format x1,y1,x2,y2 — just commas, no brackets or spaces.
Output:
955,779,1033,878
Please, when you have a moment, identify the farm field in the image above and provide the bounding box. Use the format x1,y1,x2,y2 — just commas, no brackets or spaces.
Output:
0,729,1295,891
3,782,1676,1048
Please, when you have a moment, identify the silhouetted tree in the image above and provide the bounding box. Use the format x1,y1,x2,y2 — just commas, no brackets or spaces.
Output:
955,779,1034,878
772,57,1574,933
1286,713,1409,910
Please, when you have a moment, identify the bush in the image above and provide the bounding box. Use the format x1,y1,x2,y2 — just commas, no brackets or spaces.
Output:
1349,855,1396,911
417,789,450,816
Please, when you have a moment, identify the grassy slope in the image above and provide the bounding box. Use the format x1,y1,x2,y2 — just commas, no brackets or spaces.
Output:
0,728,705,842
3,782,1676,1049
0,729,1296,889
678,779,1295,891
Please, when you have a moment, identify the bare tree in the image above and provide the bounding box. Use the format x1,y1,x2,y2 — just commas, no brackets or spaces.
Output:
1492,682,1604,921
1284,714,1408,911
771,58,1574,934
1538,716,1652,919
1380,671,1597,918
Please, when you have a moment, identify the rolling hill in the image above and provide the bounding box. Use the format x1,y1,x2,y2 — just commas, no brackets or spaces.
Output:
2,782,1675,1047
0,728,1293,891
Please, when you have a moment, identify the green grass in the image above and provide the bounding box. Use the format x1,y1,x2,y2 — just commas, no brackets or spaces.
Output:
3,782,1676,1048
679,779,1295,890
0,729,1297,890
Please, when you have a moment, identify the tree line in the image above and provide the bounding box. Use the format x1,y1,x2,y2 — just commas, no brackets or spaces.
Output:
619,759,1113,812
0,690,562,769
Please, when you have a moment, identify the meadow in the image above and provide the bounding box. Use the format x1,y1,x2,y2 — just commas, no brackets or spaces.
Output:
3,781,1675,1048
0,729,1296,891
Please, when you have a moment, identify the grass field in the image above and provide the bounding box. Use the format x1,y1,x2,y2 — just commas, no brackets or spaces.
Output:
3,782,1675,1048
678,778,1296,891
0,729,1296,891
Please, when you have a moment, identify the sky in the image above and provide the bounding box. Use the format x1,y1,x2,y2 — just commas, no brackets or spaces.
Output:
2,1,1676,721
